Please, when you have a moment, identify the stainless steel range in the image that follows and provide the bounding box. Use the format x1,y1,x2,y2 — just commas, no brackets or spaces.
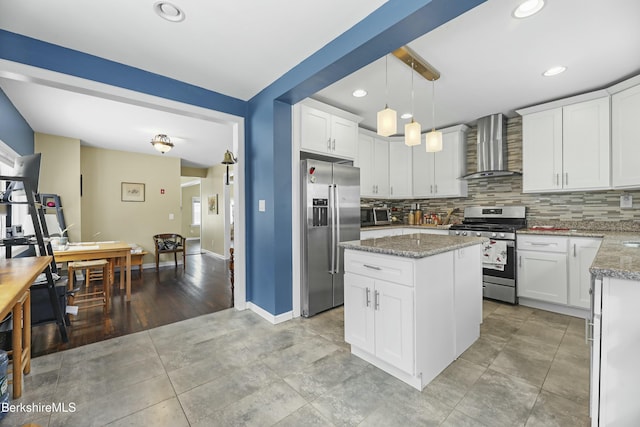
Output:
449,206,526,304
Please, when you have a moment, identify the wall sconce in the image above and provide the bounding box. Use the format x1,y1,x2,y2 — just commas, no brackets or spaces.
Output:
221,150,237,185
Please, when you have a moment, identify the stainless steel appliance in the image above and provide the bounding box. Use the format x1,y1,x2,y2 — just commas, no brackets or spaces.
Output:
449,206,526,304
301,159,360,317
360,207,391,226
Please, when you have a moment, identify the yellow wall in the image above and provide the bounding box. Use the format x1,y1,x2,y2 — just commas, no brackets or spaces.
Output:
181,183,201,238
201,164,229,255
34,133,82,242
181,166,207,178
80,146,182,263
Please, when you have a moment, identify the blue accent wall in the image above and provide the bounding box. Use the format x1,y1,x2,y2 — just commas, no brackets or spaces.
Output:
0,87,33,155
0,0,485,316
0,30,247,119
245,0,485,315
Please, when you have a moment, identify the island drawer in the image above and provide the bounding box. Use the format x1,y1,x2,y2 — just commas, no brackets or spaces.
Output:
344,251,414,286
517,235,568,253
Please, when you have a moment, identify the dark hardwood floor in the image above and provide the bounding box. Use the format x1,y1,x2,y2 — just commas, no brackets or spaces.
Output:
31,240,233,357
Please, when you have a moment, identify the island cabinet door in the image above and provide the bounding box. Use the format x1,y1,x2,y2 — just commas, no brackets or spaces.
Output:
344,272,375,354
374,280,414,375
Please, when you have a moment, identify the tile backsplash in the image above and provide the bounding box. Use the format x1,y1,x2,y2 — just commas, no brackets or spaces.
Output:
363,117,640,230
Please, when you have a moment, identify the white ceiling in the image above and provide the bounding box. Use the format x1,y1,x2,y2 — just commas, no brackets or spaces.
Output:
315,0,640,132
0,0,639,167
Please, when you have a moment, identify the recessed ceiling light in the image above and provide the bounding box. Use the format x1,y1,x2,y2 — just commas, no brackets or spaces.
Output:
154,1,186,22
513,0,545,18
400,113,413,120
352,89,367,98
543,66,567,77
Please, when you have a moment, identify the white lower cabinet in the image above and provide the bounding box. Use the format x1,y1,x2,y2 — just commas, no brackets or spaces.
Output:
591,276,640,426
518,248,568,304
517,234,602,313
344,244,482,390
568,237,601,309
343,275,415,373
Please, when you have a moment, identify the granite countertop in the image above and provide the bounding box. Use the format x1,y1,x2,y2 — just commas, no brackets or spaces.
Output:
340,233,487,259
360,224,452,231
517,227,640,281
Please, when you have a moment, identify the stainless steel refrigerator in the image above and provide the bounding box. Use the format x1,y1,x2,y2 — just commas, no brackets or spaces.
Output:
301,159,360,317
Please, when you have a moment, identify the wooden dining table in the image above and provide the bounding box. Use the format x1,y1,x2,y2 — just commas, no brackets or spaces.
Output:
53,241,133,301
0,256,52,398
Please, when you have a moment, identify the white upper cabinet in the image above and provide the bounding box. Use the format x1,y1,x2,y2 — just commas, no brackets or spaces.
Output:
299,100,359,160
412,125,468,198
520,93,610,193
611,81,640,189
388,137,413,198
357,130,389,198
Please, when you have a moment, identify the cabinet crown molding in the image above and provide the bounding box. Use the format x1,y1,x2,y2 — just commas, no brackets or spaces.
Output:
516,89,610,116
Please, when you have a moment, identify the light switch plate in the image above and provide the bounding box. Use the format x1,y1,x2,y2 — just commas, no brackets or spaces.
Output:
620,194,633,209
259,200,266,212
169,213,175,220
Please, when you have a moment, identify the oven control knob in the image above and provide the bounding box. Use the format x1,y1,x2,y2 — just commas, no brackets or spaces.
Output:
476,232,481,237
454,231,460,236
499,233,505,238
462,231,468,236
491,232,497,237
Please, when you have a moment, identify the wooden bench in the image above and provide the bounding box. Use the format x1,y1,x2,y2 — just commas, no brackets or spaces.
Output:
112,251,148,276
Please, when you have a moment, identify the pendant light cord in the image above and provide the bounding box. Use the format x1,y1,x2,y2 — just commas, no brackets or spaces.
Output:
385,55,389,108
411,60,415,121
431,79,436,132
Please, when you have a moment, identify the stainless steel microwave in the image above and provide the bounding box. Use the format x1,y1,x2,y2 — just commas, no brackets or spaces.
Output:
360,207,391,226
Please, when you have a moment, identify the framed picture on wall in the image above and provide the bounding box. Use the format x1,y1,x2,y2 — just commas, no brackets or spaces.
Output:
208,194,218,214
121,182,145,202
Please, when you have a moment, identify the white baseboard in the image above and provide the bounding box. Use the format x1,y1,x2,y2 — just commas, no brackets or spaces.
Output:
200,248,228,260
247,302,293,325
518,297,589,319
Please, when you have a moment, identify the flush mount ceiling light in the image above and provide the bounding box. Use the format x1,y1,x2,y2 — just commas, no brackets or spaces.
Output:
513,0,545,18
400,113,413,120
150,134,174,153
376,55,397,137
543,65,567,77
154,1,186,22
352,89,368,98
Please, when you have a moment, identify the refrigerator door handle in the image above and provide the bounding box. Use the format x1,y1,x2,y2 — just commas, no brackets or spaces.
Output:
334,184,341,274
329,184,336,274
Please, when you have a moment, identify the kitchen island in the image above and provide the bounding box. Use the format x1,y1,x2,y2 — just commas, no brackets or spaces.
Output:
340,233,486,390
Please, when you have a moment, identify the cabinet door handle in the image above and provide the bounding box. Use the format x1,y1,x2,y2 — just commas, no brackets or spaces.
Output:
332,139,336,150
365,287,371,307
390,186,393,195
434,184,438,193
529,242,555,246
573,244,577,257
374,290,380,310
363,264,382,271
519,255,522,268
327,138,331,149
565,172,568,186
556,173,559,186
430,185,433,194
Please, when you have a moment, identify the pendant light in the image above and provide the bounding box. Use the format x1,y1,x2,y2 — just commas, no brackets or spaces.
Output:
377,55,397,137
404,59,421,147
425,79,443,152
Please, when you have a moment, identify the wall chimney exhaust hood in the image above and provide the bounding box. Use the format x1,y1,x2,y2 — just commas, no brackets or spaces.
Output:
462,114,521,180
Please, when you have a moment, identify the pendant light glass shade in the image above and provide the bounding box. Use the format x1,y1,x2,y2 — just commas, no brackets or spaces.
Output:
425,130,443,152
377,106,397,137
377,56,397,136
405,120,421,146
404,59,421,147
425,78,443,152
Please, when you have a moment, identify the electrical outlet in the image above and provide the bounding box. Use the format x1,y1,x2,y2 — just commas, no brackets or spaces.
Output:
620,194,633,209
